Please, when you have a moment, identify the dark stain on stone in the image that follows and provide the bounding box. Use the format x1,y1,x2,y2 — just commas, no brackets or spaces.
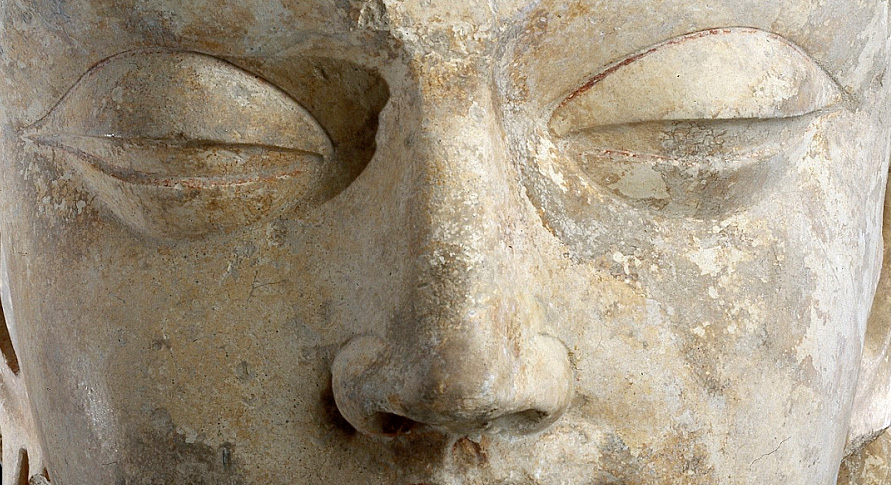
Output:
116,408,246,485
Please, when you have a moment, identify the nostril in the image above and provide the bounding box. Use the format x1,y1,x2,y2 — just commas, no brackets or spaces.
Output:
374,413,418,436
368,406,557,437
517,409,549,421
490,409,554,435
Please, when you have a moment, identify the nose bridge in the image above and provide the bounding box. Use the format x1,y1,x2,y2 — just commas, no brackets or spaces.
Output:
400,61,522,354
410,61,513,251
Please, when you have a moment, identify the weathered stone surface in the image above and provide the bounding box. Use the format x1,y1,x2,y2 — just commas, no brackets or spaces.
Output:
0,1,888,484
839,429,891,485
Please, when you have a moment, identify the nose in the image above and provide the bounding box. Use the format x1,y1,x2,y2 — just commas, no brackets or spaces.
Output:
331,60,574,437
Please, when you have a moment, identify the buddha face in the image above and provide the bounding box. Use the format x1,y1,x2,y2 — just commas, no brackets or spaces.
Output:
0,1,889,484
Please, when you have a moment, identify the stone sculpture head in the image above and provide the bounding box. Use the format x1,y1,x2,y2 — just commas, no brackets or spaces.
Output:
0,1,889,484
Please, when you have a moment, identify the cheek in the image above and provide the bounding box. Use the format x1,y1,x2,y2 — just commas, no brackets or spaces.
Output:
543,214,864,479
527,107,887,473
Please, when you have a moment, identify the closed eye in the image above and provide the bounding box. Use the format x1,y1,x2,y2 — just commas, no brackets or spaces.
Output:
546,28,844,218
26,48,334,186
23,49,336,239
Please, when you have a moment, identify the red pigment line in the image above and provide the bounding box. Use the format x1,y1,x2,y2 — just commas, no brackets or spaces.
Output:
560,28,756,108
594,148,672,163
120,168,306,189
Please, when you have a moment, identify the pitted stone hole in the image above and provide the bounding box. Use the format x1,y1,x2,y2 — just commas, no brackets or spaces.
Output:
0,299,20,375
16,448,29,485
376,413,417,436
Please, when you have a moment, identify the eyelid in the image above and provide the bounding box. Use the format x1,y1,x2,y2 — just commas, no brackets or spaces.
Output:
550,28,842,136
26,48,333,155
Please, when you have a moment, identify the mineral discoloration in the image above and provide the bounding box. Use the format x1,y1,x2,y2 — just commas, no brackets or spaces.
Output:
839,428,891,485
116,408,246,485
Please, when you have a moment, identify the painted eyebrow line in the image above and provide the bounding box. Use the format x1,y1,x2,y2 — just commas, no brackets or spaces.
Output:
557,27,842,110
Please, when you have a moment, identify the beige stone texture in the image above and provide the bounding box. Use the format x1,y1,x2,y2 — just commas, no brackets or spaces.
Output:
0,1,888,484
839,429,891,485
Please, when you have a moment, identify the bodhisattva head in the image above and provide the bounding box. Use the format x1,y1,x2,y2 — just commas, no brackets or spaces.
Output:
0,1,889,484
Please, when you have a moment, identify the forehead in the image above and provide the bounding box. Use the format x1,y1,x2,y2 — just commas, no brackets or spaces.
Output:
0,0,883,118
12,0,878,55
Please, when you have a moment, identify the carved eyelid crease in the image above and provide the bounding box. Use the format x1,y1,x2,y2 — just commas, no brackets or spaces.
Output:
25,48,334,169
22,49,336,239
550,28,842,136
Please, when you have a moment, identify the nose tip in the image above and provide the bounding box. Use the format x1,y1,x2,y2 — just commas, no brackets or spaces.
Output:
331,333,573,437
